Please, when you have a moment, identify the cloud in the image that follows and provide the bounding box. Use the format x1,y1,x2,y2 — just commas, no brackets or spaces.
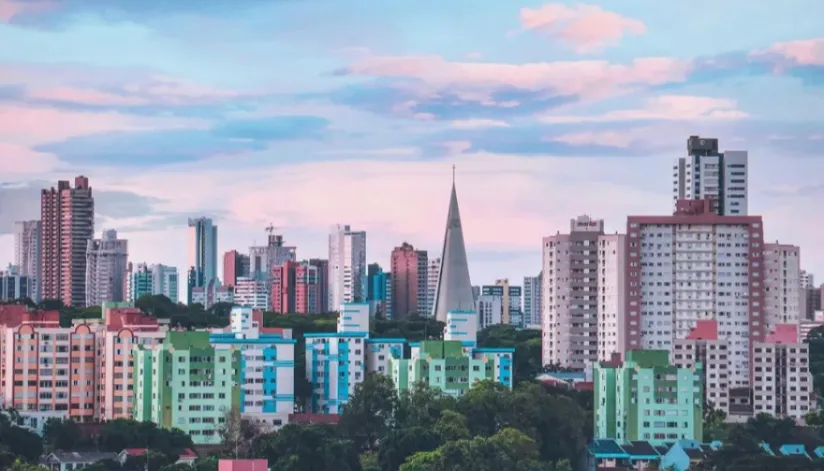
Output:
539,95,748,123
0,0,53,22
0,143,60,174
33,115,329,166
520,3,646,53
751,38,824,67
450,119,510,129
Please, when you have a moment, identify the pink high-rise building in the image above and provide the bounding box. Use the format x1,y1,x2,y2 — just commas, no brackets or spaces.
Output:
223,250,250,288
272,261,323,314
390,243,427,319
40,176,94,306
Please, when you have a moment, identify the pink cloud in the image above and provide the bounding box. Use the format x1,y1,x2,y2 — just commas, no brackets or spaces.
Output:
343,55,691,100
751,38,824,67
520,3,646,53
0,143,59,174
0,105,207,145
539,95,748,123
450,119,510,129
0,0,53,22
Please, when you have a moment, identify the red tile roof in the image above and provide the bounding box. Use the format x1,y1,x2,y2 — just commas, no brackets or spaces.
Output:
686,320,719,341
0,305,60,327
766,324,799,344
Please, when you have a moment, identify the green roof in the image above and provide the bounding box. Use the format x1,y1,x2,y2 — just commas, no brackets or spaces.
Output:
626,349,670,368
418,340,466,359
167,331,212,350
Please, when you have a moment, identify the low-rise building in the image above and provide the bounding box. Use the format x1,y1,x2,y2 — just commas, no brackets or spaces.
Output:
594,350,703,445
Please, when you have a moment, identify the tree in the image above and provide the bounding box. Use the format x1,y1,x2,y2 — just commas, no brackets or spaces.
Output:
43,418,83,451
338,374,398,452
217,408,260,459
9,460,47,471
97,419,192,460
251,424,361,471
477,324,542,384
0,413,43,466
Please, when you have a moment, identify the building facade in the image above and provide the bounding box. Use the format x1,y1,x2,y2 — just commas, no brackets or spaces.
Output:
426,258,441,318
626,199,766,387
367,264,391,318
222,250,250,288
233,277,270,310
390,242,427,319
328,225,367,309
598,234,626,362
85,230,129,307
523,273,542,327
476,284,522,328
594,350,703,445
542,215,605,369
673,136,748,216
129,263,179,303
0,265,30,301
133,308,296,444
13,220,41,302
41,176,94,306
187,218,218,303
763,243,802,330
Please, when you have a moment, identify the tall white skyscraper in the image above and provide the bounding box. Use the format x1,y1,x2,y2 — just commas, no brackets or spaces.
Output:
328,224,367,309
597,234,626,362
13,220,41,302
187,217,218,303
522,272,542,327
673,136,748,215
85,229,128,306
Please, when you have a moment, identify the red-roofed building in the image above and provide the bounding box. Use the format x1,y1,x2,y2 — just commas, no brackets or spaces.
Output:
673,320,730,415
218,459,268,471
752,324,813,421
118,448,198,465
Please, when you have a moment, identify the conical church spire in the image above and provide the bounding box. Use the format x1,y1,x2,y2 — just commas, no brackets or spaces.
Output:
431,167,475,322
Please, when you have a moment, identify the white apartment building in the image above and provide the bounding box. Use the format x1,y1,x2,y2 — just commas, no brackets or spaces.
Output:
752,324,813,420
626,199,766,387
672,320,731,415
477,290,503,329
542,215,604,369
233,276,270,310
85,230,128,307
328,224,367,309
763,243,802,329
597,234,626,362
523,273,542,327
673,136,748,216
13,220,41,302
425,257,441,317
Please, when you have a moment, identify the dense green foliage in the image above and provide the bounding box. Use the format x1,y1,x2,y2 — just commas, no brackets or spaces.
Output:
807,324,824,400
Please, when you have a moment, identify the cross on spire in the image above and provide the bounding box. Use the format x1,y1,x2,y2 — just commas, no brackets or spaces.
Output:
452,164,456,184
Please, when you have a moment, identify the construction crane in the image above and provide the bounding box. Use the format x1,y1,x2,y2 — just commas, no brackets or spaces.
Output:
265,223,281,235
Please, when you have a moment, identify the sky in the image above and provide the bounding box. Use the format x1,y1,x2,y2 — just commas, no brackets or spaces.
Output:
0,0,823,299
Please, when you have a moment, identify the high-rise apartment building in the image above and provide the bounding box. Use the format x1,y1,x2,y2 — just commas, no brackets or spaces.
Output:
129,263,179,303
308,259,329,313
222,250,250,288
626,199,766,387
763,243,802,330
0,265,30,301
425,257,441,317
476,283,522,328
367,264,391,318
85,230,128,306
390,243,427,318
672,136,748,216
40,176,94,306
328,224,367,309
672,320,731,416
522,272,542,327
752,325,814,419
13,220,41,302
597,234,627,362
271,261,325,315
234,276,270,310
187,217,218,304
542,215,605,369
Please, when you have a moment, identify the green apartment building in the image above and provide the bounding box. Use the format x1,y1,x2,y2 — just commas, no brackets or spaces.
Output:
133,331,241,444
389,340,514,396
594,350,703,445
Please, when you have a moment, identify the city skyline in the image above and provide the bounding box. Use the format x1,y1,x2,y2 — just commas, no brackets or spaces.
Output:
1,1,823,295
